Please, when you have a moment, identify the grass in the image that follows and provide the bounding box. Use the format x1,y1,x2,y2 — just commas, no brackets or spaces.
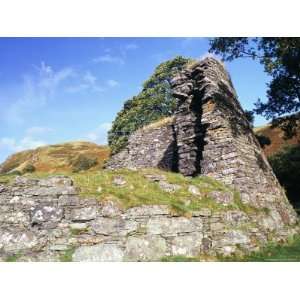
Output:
70,168,257,215
59,248,75,262
0,168,259,215
0,141,110,174
5,253,22,262
160,235,300,262
220,235,300,262
161,255,199,262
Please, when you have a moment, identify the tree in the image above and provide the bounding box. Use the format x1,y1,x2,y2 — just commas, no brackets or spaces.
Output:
108,56,194,154
269,145,300,209
209,38,300,136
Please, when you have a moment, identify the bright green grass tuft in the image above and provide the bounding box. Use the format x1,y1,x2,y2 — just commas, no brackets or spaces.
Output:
5,253,22,262
161,255,199,262
220,235,300,262
59,248,75,262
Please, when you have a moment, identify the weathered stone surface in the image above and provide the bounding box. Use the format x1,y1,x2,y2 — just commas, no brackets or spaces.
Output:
0,175,298,261
124,235,167,261
171,233,203,256
100,201,123,217
147,217,199,236
158,181,181,193
214,230,250,248
188,185,201,196
105,57,297,229
144,174,167,182
49,244,69,251
125,205,169,217
69,223,88,230
209,191,234,205
70,207,98,221
31,206,63,226
73,244,124,262
0,230,41,252
113,176,127,186
91,217,138,236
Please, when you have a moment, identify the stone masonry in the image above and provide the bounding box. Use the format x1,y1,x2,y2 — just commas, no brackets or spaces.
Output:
0,176,298,261
107,57,297,216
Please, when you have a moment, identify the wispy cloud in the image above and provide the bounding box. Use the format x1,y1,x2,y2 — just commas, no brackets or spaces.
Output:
3,62,74,125
66,71,104,93
93,42,139,65
85,122,112,145
107,79,119,87
0,125,54,154
93,54,124,65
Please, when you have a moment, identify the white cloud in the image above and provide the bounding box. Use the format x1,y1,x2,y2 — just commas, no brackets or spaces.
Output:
66,70,105,93
83,71,97,85
0,136,46,153
107,79,119,87
86,122,112,145
93,54,124,65
0,125,54,155
3,62,74,125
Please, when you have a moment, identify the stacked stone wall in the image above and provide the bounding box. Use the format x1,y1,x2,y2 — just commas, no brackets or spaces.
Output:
107,58,297,217
105,121,176,171
0,176,298,261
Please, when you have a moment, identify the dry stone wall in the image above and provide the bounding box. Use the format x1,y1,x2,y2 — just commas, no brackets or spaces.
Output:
105,120,177,171
0,176,298,261
107,58,298,221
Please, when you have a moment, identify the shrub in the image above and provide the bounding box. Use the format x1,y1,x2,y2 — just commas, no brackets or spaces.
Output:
72,155,98,173
22,164,35,173
108,56,194,154
269,145,300,209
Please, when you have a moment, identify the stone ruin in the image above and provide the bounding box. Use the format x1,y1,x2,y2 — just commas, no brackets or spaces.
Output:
0,175,298,261
0,57,299,261
106,57,295,212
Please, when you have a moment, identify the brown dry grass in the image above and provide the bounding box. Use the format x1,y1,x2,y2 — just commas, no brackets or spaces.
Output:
0,141,110,174
255,124,300,157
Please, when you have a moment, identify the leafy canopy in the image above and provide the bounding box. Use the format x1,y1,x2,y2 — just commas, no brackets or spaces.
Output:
209,38,300,137
108,56,194,154
269,145,300,209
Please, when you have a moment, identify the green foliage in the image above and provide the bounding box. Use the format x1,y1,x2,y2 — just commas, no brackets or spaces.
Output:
5,253,22,262
72,155,98,173
70,168,256,215
161,255,199,262
255,134,271,148
108,56,194,154
221,235,300,262
244,109,255,126
209,38,300,136
23,164,36,174
268,144,300,209
59,248,75,262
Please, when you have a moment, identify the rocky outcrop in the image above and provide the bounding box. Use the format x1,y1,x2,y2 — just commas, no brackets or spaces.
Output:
0,176,298,261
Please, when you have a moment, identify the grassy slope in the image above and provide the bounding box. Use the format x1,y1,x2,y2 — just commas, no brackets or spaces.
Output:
255,124,300,157
1,168,299,261
0,168,254,215
0,141,110,174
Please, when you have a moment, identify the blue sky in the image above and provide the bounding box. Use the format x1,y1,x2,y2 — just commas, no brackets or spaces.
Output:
0,37,271,163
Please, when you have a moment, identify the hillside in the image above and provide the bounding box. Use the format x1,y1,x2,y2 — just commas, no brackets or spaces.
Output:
255,123,300,157
0,141,110,174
